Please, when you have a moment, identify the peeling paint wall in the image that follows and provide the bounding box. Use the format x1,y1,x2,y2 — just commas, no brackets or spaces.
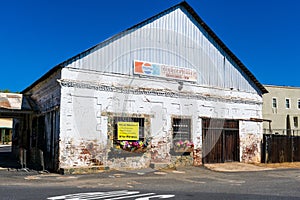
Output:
240,121,262,163
60,138,107,168
57,68,263,170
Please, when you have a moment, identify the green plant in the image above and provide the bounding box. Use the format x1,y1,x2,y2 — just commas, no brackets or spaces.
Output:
4,135,11,144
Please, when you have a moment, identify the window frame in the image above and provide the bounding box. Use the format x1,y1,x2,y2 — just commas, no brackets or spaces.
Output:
285,98,291,109
294,116,298,128
171,117,193,152
113,116,145,145
272,97,277,109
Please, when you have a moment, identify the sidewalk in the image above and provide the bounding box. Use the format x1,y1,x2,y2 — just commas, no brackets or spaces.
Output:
1,143,300,174
204,162,300,172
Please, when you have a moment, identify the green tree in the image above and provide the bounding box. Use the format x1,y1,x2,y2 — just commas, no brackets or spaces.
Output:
0,89,11,93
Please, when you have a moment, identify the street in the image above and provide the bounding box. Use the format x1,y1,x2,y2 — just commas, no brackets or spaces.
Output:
1,164,300,199
1,145,300,200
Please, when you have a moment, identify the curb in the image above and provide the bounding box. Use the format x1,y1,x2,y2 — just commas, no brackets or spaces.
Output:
203,163,273,172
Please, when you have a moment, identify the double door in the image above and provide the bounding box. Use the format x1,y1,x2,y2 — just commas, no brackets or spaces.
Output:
202,118,239,163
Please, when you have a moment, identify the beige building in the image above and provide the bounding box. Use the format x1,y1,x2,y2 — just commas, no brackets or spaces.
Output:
263,85,300,135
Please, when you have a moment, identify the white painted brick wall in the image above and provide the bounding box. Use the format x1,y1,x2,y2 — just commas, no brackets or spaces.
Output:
58,68,263,168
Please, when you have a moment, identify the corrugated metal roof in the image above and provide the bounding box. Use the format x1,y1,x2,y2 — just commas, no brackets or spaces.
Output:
22,1,267,94
0,93,38,115
180,2,268,94
0,93,22,110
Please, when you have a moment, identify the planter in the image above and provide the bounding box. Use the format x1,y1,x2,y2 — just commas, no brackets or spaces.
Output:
173,147,193,153
108,147,147,158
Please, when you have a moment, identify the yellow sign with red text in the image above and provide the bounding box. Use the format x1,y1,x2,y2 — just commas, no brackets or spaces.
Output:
117,122,139,140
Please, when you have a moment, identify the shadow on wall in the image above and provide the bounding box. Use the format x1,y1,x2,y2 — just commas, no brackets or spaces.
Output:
0,145,21,169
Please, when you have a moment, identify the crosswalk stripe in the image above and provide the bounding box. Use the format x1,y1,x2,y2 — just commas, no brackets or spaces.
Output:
47,191,138,200
106,193,155,200
47,190,174,200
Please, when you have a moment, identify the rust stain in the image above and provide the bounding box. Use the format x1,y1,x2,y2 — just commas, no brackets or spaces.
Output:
0,93,22,109
193,148,202,166
0,98,11,108
242,142,258,162
90,158,103,165
81,148,91,155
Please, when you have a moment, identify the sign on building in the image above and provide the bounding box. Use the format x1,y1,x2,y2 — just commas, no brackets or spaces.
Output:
117,122,139,140
134,60,197,82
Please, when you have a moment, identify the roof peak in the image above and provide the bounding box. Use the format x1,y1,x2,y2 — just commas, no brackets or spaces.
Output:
23,1,267,94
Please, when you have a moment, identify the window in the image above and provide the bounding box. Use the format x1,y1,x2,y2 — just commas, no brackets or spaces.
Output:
286,98,290,109
113,117,145,150
294,117,298,128
172,118,193,152
298,99,300,109
272,98,277,108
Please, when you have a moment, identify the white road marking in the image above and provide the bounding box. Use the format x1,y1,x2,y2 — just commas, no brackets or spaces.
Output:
105,193,155,200
135,195,175,200
47,190,175,200
47,191,137,200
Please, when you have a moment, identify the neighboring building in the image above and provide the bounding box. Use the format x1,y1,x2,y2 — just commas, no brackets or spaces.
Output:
0,93,35,153
10,2,267,173
0,93,22,144
0,118,12,144
263,85,300,135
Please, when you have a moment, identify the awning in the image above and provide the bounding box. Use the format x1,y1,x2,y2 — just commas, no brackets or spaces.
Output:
0,93,38,118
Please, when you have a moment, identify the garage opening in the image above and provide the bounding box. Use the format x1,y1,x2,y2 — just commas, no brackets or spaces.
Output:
202,118,239,163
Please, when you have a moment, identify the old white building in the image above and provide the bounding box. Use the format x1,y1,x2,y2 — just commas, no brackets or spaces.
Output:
16,2,267,173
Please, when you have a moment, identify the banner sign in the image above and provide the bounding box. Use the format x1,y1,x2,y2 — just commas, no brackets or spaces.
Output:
117,122,139,140
134,60,197,82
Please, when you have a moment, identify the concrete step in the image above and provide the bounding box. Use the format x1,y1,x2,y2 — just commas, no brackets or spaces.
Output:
150,162,171,170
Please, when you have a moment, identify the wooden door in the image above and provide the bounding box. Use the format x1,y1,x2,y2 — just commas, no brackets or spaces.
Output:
203,128,223,163
224,130,239,162
202,118,239,163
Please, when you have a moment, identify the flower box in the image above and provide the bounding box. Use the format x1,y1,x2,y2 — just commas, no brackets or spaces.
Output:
173,140,194,152
174,146,194,153
112,140,150,155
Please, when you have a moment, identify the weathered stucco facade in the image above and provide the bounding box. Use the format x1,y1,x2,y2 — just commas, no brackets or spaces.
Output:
18,2,267,173
57,69,264,170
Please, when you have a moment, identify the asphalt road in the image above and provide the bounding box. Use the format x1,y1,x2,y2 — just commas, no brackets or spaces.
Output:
1,146,300,199
0,166,300,200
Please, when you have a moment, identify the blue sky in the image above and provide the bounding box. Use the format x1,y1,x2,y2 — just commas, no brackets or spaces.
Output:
1,0,299,92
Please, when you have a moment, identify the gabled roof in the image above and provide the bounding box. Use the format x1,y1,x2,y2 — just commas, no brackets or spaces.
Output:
23,1,268,94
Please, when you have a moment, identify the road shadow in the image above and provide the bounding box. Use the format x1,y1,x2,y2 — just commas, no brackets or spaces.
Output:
0,145,21,169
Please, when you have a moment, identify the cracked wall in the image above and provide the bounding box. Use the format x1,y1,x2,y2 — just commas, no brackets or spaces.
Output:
240,121,262,163
58,69,263,170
